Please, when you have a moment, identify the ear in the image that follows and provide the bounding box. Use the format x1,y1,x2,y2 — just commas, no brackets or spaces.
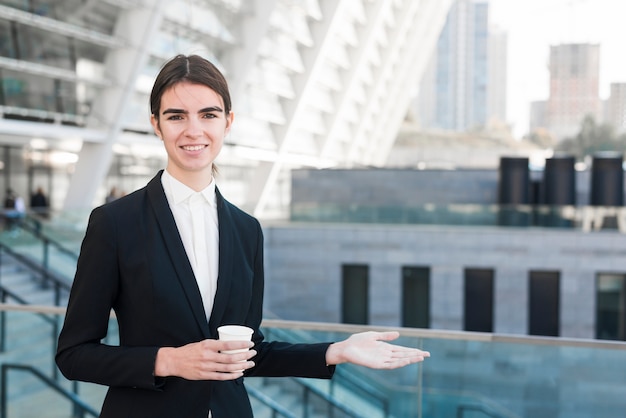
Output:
150,114,162,139
224,111,234,136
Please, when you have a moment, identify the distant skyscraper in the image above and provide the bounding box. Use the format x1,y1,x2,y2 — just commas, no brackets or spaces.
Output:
606,83,626,134
529,100,548,133
487,26,508,127
417,0,506,133
545,43,601,140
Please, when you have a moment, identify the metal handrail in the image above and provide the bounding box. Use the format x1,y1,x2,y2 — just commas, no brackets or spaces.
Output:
293,376,365,418
265,326,390,415
15,214,80,260
0,239,73,306
246,385,298,418
0,363,98,418
262,318,626,351
457,404,506,418
0,303,624,351
1,304,624,417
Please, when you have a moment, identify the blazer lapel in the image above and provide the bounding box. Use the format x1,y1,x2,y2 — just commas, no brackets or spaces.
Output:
146,171,210,336
207,188,234,335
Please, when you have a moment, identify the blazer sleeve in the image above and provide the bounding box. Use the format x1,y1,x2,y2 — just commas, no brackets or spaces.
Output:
56,205,162,390
240,217,335,379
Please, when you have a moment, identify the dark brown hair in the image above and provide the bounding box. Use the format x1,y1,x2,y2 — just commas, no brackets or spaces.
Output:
150,54,232,119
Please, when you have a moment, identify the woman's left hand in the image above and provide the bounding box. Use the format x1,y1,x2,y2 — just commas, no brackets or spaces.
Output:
325,331,430,369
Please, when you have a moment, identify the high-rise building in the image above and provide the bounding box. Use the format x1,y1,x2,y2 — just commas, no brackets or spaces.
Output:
417,0,506,133
487,25,508,128
545,43,601,140
605,83,626,135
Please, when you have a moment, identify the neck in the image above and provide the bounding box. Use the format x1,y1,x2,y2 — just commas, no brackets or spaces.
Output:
166,167,213,192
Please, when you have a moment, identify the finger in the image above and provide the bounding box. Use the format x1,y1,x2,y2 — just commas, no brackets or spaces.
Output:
226,349,257,363
219,340,254,352
373,331,400,342
391,349,430,360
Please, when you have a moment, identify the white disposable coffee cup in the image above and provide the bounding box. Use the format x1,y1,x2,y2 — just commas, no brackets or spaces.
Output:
217,325,254,354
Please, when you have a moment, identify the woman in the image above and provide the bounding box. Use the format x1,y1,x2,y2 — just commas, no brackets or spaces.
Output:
56,54,430,418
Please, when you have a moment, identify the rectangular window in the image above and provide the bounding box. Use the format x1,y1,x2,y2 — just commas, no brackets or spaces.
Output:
596,273,626,340
342,264,368,325
528,270,560,336
464,268,494,332
402,266,430,328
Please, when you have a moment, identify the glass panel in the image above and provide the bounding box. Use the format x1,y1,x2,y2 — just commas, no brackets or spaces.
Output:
1,69,83,116
1,307,626,416
289,202,626,233
0,308,117,416
0,19,16,59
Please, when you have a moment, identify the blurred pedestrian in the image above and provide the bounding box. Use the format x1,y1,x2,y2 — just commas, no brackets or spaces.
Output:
30,186,49,219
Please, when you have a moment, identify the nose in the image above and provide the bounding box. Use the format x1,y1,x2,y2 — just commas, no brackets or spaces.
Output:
184,117,203,138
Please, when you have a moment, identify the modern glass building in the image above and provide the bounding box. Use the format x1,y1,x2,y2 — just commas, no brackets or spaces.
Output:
418,0,498,133
0,0,452,218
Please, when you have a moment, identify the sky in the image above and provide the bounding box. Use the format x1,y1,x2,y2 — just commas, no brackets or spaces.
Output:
488,0,626,138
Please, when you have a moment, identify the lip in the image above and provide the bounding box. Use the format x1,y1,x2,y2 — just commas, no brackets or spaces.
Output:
181,144,208,152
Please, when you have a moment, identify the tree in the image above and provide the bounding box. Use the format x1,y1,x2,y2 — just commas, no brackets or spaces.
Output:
555,115,625,160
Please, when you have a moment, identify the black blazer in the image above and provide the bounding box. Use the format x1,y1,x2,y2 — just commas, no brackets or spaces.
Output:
56,171,334,418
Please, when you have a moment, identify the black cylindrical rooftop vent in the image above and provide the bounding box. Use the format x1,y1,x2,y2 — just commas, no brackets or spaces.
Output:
590,153,623,206
543,155,576,205
498,157,529,204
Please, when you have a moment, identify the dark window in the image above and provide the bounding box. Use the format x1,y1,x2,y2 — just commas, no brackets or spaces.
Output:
596,273,626,340
464,268,494,332
528,271,560,336
402,266,430,328
342,264,368,325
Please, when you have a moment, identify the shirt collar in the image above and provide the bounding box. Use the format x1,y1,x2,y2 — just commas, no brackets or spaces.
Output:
162,169,216,207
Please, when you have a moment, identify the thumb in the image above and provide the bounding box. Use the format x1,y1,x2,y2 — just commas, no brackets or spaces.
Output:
374,331,400,342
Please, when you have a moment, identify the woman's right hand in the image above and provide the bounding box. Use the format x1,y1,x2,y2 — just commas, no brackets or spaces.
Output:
154,339,256,380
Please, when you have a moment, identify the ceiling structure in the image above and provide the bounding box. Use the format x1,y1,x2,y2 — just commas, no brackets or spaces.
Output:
0,0,452,217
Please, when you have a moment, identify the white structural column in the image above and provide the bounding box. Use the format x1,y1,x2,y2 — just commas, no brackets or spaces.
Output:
368,0,453,166
250,0,345,218
319,0,388,160
223,0,276,105
345,0,426,165
63,0,165,210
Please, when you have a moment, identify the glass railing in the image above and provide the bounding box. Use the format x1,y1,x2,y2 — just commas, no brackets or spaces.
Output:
2,305,620,417
261,322,626,418
291,203,626,232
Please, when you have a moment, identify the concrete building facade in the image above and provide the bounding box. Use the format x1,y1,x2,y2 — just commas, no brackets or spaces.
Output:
261,166,626,340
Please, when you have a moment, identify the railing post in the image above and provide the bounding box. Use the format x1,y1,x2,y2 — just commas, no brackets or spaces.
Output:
0,291,5,352
42,239,50,288
52,315,59,380
72,380,82,418
1,364,7,418
328,378,335,418
415,336,424,418
303,386,309,418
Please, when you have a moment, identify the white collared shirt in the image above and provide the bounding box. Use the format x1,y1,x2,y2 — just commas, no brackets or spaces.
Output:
161,169,219,321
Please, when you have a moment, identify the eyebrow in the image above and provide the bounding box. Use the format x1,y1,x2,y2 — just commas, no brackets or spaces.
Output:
162,106,224,115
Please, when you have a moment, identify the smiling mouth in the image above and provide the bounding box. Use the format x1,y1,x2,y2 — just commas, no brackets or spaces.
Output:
182,145,207,151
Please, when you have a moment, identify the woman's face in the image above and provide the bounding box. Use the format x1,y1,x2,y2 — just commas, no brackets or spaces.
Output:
151,81,233,184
